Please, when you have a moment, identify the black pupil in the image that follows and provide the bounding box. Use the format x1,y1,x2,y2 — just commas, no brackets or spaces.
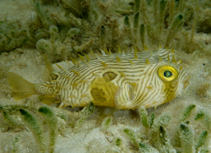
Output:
164,70,172,78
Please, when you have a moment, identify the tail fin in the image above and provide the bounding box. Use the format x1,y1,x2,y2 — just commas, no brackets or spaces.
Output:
7,72,36,100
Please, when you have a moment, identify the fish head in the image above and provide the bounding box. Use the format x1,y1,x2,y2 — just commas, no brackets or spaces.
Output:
156,63,190,104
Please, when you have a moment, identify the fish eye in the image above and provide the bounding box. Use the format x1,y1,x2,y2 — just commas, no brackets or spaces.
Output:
158,66,178,82
164,70,172,78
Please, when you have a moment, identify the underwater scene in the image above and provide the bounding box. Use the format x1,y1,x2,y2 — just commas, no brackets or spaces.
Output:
0,0,211,152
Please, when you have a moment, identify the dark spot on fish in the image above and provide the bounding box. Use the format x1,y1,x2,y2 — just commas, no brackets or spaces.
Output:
103,71,117,81
91,88,106,102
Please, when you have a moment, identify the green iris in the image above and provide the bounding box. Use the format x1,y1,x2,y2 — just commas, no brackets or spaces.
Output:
164,70,172,78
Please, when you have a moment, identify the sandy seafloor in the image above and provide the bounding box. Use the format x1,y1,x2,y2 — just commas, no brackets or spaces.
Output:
1,0,211,153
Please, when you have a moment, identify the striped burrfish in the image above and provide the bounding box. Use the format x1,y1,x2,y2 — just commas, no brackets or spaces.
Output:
7,48,190,109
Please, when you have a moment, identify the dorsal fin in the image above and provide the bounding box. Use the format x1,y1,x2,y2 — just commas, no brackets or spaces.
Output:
78,54,86,63
95,53,103,61
122,50,126,56
108,49,112,56
42,54,54,81
117,45,122,53
144,45,148,50
171,55,177,64
145,58,150,64
61,74,71,80
167,54,170,62
131,46,135,53
129,60,134,65
55,63,68,73
134,48,138,59
100,61,108,68
65,59,72,67
71,70,80,76
70,57,80,66
84,54,91,62
100,49,107,56
171,48,175,53
90,50,95,58
103,48,109,55
116,56,121,63
79,54,90,67
120,72,125,77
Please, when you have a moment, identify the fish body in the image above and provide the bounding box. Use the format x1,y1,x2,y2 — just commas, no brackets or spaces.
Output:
7,48,190,109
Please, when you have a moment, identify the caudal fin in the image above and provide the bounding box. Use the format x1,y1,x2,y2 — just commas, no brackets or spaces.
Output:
7,72,36,100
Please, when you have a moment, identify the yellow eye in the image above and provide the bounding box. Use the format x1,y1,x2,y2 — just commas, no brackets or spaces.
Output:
157,65,178,82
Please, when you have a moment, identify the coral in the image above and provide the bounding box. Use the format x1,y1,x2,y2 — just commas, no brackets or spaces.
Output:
1,0,209,59
0,20,31,53
0,0,210,57
29,0,202,62
197,8,211,33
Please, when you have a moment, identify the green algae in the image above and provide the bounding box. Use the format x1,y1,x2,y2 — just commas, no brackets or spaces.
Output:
180,123,195,153
181,104,196,121
38,106,58,153
0,104,58,153
139,106,148,128
115,138,121,146
123,128,139,149
19,109,46,152
195,130,208,151
122,104,210,152
195,111,205,121
0,0,208,59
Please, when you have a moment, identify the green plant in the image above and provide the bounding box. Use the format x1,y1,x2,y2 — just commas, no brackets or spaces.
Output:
123,105,210,152
0,104,58,153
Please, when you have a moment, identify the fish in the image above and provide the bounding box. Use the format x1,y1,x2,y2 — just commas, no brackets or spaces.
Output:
7,47,190,109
